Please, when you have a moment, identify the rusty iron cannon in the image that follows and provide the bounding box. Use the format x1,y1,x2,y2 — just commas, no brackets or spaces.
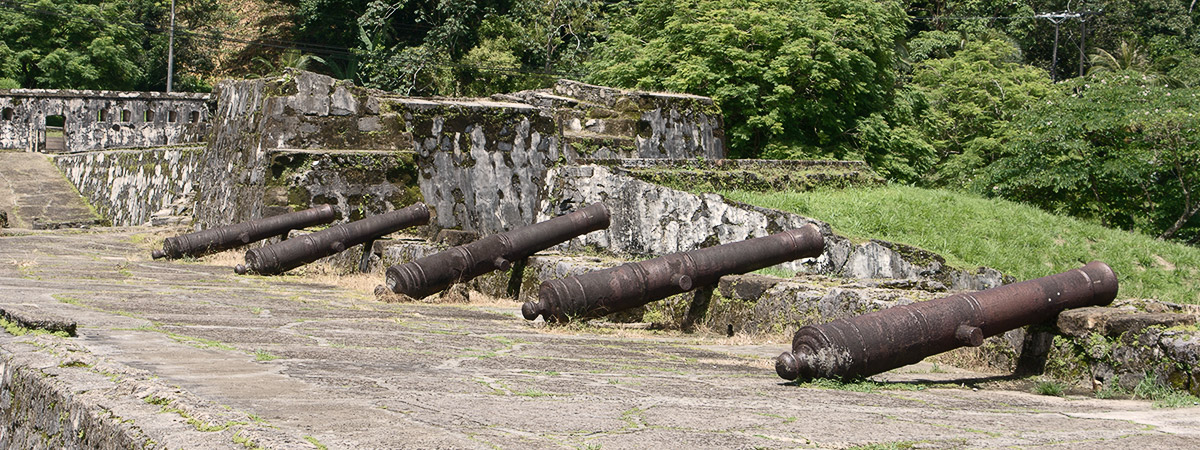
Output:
386,203,610,299
522,224,825,323
151,205,336,259
775,261,1119,381
235,203,430,275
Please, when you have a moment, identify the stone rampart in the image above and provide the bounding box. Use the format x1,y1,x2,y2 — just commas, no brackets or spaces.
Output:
392,98,558,234
542,164,1009,290
195,71,721,237
503,80,725,160
0,89,209,153
54,147,201,226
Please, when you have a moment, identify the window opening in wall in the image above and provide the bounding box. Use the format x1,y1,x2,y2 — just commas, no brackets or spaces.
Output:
189,111,199,123
121,109,131,122
168,110,177,123
1,107,12,121
98,109,108,122
144,110,154,122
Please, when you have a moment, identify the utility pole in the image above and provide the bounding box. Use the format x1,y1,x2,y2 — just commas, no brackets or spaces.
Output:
1036,10,1103,81
167,0,175,93
1035,12,1073,82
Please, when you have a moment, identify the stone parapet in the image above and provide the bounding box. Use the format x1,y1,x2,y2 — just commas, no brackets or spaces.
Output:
54,147,201,226
542,164,1009,289
0,90,209,153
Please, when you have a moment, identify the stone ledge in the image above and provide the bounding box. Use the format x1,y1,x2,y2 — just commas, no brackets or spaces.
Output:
1059,305,1198,338
0,334,307,449
0,304,77,336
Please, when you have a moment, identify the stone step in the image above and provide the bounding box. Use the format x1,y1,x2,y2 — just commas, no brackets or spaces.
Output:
0,151,102,229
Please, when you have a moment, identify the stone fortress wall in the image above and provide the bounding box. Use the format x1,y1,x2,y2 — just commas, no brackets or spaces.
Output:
0,89,209,153
31,70,1200,397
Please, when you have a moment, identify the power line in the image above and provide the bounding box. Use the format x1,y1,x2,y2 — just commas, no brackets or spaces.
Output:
910,15,1038,21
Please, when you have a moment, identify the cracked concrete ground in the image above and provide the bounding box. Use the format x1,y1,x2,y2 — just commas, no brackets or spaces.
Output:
2,227,1199,449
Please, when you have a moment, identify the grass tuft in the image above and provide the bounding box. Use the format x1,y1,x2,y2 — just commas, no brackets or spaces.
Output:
1132,374,1200,408
1032,380,1065,396
253,349,279,361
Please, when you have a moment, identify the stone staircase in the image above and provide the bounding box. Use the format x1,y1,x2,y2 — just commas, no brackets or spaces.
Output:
0,151,103,229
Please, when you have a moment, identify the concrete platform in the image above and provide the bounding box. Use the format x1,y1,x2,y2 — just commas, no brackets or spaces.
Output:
2,227,1198,448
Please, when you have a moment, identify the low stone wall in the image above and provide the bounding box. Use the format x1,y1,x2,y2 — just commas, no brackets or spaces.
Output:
54,147,202,226
505,80,725,160
596,158,885,192
935,300,1200,396
542,164,1009,290
0,334,307,449
0,89,209,153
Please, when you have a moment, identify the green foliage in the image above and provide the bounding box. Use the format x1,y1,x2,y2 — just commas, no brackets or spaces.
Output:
0,0,144,89
721,185,1200,304
253,349,279,361
586,0,907,160
1032,379,1065,396
0,0,228,91
1132,373,1200,408
979,71,1200,243
909,37,1052,187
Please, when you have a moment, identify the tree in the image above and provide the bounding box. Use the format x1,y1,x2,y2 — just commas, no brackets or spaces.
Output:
0,0,229,91
909,37,1052,186
0,0,144,90
1088,41,1150,74
977,71,1200,243
586,0,908,160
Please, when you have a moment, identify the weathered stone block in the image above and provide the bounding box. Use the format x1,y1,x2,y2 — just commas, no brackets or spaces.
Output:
54,147,201,226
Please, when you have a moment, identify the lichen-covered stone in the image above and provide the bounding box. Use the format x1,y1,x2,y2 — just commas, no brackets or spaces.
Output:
54,146,201,226
263,150,422,222
396,99,558,235
542,164,1006,289
504,79,725,161
0,89,208,152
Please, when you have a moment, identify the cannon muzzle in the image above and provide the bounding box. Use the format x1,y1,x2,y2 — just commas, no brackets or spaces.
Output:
775,261,1119,381
522,224,825,323
239,203,430,275
386,203,610,299
153,205,336,259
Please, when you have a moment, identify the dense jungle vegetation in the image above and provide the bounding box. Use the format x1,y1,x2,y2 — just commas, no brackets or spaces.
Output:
1,0,1198,248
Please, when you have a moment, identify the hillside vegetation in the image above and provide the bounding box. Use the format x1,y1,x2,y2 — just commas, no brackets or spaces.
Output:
724,186,1200,305
1,0,1196,250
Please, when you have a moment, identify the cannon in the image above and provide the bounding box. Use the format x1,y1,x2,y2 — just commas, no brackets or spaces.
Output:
386,203,610,299
522,224,825,323
151,205,336,259
775,261,1119,381
235,203,430,275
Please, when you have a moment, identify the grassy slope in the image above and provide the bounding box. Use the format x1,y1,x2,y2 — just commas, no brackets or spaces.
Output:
722,185,1200,305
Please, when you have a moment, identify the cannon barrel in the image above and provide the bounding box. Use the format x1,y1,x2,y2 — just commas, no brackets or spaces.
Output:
386,203,611,299
151,205,336,259
235,203,430,275
522,224,825,323
775,261,1119,381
